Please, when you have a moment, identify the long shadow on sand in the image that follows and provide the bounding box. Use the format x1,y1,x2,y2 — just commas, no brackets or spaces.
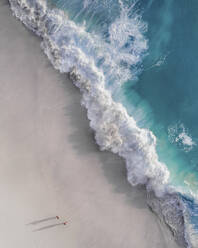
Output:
33,223,66,232
27,216,58,225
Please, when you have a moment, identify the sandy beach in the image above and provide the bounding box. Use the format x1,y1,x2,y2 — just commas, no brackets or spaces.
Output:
0,1,179,247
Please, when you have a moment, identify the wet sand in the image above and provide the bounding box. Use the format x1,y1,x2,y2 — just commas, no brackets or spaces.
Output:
0,1,179,247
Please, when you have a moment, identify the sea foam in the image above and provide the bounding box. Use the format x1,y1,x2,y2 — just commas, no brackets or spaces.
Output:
8,0,195,246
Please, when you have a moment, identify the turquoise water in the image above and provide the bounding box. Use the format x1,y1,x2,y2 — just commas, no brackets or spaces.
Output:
123,0,198,192
54,0,198,193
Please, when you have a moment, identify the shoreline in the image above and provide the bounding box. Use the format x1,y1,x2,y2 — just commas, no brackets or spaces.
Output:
0,1,180,247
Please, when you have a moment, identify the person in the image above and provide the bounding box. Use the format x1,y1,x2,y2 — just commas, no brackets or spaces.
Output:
63,222,67,225
56,216,59,219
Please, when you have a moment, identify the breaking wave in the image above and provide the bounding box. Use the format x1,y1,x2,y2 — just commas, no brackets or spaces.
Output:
8,0,198,247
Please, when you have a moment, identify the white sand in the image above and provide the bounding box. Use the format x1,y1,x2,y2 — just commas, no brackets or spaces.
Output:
0,1,179,247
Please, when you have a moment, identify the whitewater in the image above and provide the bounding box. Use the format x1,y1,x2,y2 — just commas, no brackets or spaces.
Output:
8,0,198,247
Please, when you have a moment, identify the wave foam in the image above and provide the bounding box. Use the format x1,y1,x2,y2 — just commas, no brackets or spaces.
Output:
168,123,196,152
147,192,189,247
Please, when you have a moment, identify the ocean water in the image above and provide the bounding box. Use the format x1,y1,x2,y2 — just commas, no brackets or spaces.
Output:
9,0,198,246
124,0,198,193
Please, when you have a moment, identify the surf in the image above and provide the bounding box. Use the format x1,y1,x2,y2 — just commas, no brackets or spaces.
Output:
8,0,198,247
